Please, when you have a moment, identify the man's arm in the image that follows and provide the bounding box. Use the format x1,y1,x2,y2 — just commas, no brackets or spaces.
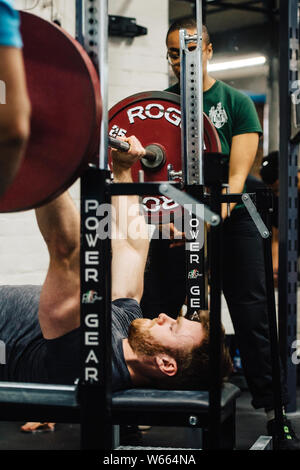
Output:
0,46,31,196
222,132,259,219
37,136,148,339
111,136,150,303
36,192,80,339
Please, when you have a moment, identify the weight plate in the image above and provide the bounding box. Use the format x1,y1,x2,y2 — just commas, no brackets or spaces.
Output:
0,12,101,213
108,91,221,224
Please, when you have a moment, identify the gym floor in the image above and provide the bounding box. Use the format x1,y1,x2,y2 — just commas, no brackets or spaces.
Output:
0,379,299,451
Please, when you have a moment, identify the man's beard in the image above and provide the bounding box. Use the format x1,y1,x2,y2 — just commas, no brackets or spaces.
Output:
128,318,170,357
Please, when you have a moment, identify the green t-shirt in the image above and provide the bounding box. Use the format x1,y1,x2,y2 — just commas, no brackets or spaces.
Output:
166,80,262,156
166,80,263,208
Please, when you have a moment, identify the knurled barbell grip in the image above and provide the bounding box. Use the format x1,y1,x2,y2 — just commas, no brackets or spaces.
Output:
108,136,156,162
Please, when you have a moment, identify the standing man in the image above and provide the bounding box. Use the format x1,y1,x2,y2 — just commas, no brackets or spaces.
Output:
0,0,31,197
141,17,300,450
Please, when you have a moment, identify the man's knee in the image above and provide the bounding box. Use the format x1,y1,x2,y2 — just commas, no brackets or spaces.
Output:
0,98,31,144
0,104,31,194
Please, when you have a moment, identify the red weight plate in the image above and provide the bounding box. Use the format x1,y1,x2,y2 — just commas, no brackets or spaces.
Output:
0,12,101,212
108,91,221,224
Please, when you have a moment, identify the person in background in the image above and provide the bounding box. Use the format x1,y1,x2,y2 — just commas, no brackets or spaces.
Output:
0,0,31,197
140,18,300,449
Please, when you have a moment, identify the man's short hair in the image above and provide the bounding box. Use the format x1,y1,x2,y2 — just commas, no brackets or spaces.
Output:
166,17,211,46
154,310,233,391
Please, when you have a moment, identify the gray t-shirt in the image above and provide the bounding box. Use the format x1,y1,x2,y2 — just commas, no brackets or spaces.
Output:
0,286,142,391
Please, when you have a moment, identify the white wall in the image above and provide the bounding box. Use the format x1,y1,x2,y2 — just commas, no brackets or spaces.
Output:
14,0,76,34
0,0,169,285
108,0,169,107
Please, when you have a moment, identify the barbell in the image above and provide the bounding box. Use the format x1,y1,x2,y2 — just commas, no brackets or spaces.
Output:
0,11,222,224
108,136,159,163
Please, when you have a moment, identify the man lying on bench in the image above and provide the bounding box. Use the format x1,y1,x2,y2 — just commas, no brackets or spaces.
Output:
0,136,232,397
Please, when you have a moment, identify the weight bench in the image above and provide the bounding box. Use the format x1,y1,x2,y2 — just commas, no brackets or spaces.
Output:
112,382,240,449
0,380,240,450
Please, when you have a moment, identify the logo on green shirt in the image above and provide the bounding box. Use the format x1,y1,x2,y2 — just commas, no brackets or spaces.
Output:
209,102,228,129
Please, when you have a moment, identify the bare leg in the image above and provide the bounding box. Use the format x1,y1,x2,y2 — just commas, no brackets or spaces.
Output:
0,47,30,196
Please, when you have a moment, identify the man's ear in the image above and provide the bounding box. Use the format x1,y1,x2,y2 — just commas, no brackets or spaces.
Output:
155,354,178,377
207,43,213,60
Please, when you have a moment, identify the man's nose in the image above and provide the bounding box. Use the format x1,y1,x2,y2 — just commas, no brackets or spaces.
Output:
157,313,171,324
